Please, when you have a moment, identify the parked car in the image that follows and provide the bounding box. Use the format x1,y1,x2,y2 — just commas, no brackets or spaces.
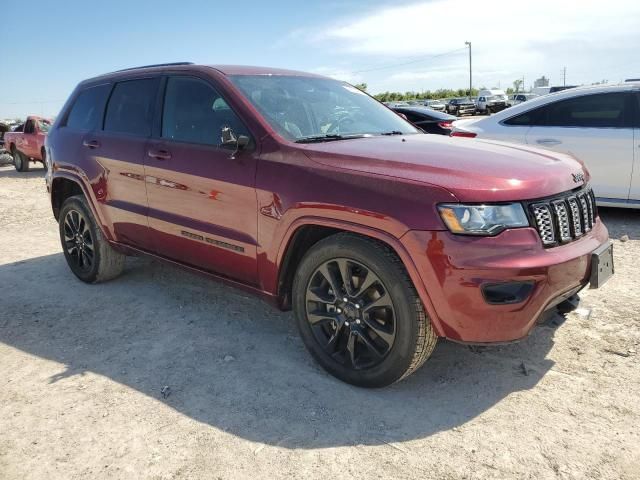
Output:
445,97,476,116
451,83,640,208
390,106,456,135
4,115,51,171
423,99,446,111
46,63,613,387
508,93,538,106
476,89,508,114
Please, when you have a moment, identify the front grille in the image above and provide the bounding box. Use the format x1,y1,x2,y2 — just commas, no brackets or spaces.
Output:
529,187,597,247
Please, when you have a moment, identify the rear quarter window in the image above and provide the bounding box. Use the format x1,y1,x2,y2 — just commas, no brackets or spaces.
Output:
65,84,111,130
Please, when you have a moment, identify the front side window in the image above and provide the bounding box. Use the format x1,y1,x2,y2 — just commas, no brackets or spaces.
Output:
229,75,418,141
104,78,157,136
65,84,111,131
161,76,249,146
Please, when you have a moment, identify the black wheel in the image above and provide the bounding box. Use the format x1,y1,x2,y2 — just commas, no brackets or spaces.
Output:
293,233,437,387
41,148,48,171
12,146,29,172
59,195,125,283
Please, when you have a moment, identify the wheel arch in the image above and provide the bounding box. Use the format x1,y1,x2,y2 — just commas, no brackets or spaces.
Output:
273,217,445,337
51,173,94,221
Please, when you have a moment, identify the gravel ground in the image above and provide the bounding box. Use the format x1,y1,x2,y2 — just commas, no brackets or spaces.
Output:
0,164,639,480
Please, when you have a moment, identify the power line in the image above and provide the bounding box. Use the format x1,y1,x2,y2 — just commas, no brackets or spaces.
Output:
338,47,468,75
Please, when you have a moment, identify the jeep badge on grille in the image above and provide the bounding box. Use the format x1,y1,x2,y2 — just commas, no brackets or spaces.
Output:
572,172,585,183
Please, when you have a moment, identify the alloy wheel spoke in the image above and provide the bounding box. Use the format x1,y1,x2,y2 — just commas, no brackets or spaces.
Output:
346,332,357,368
352,270,379,299
362,318,395,347
307,310,336,326
318,263,342,298
306,287,334,305
357,331,384,359
363,292,393,313
336,259,353,296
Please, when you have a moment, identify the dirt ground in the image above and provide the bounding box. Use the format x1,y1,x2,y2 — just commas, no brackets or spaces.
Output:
0,164,639,480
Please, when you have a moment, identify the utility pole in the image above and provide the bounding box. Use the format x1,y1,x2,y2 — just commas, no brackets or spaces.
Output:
465,41,472,97
562,66,566,86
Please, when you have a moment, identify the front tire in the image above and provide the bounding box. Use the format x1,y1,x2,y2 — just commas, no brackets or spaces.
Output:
12,146,29,172
292,233,437,387
59,195,125,283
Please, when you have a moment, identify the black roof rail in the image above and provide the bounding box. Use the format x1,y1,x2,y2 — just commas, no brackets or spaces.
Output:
114,62,194,73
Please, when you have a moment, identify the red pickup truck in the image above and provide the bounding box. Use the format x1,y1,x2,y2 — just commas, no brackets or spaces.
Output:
5,115,51,171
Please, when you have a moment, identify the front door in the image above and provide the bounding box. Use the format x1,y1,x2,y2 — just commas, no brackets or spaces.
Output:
144,75,259,285
525,91,635,201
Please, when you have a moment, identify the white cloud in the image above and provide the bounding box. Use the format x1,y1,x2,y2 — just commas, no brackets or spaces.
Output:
311,66,364,85
297,0,640,92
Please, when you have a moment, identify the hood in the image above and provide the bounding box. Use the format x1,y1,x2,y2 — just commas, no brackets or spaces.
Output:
299,134,588,203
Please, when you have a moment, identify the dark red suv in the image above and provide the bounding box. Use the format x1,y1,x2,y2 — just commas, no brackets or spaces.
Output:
45,63,614,387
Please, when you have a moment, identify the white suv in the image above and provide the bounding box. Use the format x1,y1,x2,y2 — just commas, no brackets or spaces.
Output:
451,83,640,208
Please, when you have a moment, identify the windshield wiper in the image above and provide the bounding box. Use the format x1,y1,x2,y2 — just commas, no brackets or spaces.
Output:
295,133,368,144
379,130,404,136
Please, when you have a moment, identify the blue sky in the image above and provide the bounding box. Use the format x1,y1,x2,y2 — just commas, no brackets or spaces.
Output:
3,0,640,119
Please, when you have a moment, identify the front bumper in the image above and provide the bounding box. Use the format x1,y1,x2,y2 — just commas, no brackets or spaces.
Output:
400,219,609,343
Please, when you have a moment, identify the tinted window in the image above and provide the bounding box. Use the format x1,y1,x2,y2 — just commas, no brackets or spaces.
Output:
541,93,627,128
104,79,157,136
503,110,540,126
161,76,250,146
24,119,35,134
66,84,111,130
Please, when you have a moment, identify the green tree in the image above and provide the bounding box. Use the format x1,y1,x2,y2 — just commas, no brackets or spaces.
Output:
354,83,368,92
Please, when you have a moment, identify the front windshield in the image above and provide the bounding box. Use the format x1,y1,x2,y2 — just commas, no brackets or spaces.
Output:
230,75,418,141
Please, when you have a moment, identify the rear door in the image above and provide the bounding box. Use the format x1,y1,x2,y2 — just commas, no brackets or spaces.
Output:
84,77,159,249
630,91,640,204
144,74,259,284
525,91,634,201
22,118,37,157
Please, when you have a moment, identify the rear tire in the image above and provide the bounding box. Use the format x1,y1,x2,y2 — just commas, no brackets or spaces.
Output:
41,148,48,171
292,233,437,387
12,146,29,172
59,195,125,283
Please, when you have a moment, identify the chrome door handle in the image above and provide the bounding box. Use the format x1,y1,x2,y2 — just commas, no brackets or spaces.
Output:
536,138,561,146
82,140,100,149
147,149,171,160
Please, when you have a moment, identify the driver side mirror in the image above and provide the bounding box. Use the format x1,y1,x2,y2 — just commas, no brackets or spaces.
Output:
220,126,250,158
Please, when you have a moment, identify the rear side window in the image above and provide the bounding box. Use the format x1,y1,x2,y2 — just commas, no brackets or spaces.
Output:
161,76,249,146
541,93,627,128
503,110,540,126
24,119,35,134
104,78,158,136
504,92,630,128
65,84,111,130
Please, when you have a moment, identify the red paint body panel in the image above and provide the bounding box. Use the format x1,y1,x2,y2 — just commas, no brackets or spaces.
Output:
401,219,609,342
5,115,50,163
45,64,611,344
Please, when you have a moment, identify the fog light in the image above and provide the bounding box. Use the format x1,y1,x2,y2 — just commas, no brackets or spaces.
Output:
481,281,535,305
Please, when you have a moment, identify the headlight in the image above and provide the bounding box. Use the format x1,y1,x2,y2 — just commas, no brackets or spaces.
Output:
438,203,529,235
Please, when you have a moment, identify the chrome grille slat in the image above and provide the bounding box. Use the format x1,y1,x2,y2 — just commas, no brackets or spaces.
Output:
529,188,595,247
532,204,555,245
578,194,591,232
567,197,583,237
552,201,571,242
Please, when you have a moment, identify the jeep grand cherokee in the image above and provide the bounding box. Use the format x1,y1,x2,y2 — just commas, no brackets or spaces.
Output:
45,63,614,387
